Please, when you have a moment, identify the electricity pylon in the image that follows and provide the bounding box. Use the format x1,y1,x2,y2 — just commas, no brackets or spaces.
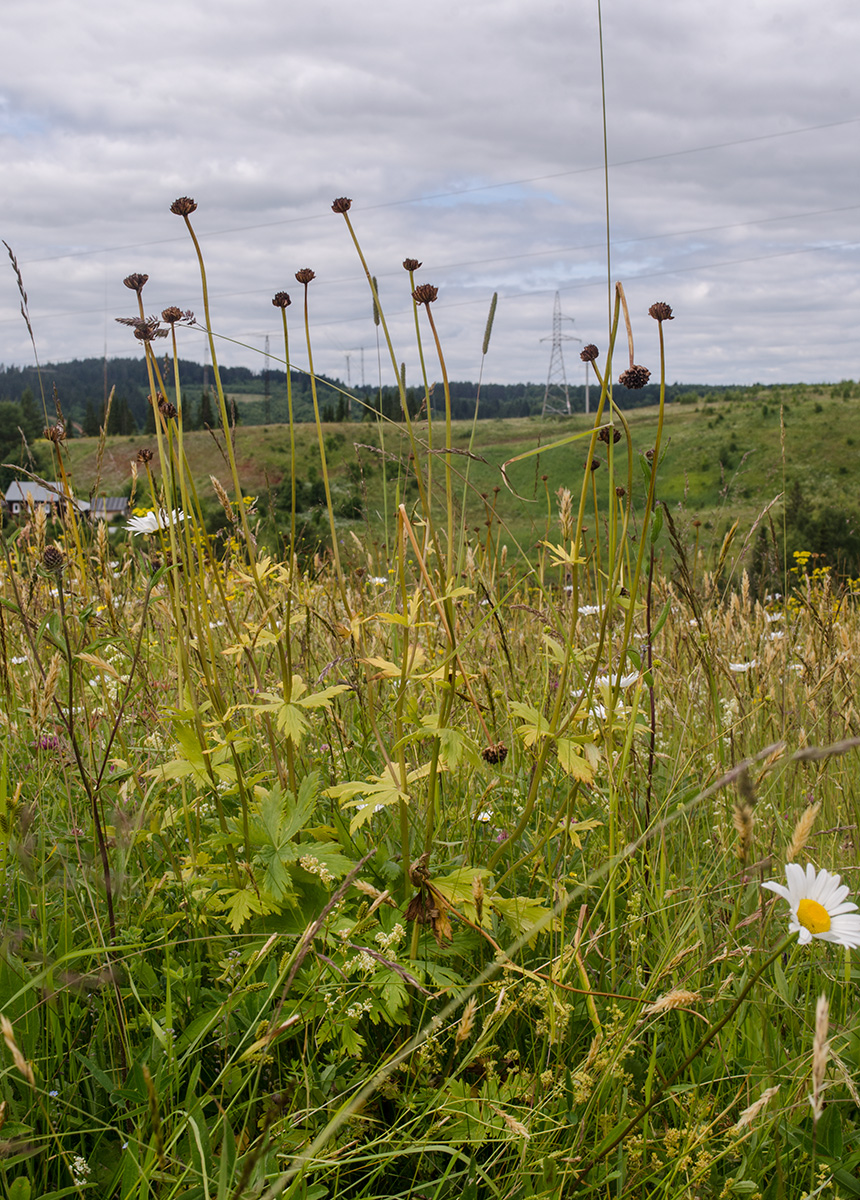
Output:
541,292,581,416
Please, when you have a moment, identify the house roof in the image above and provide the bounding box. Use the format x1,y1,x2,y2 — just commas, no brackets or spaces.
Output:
4,481,128,515
4,481,76,506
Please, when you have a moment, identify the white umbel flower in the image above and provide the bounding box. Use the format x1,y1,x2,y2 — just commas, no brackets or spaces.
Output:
763,863,860,948
126,509,186,535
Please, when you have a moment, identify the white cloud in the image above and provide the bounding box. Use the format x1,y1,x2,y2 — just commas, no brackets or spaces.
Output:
1,0,858,387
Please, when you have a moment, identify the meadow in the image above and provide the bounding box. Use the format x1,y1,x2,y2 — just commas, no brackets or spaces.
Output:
1,197,860,1200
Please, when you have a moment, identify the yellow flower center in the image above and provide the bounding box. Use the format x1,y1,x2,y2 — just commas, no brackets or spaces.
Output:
797,898,831,935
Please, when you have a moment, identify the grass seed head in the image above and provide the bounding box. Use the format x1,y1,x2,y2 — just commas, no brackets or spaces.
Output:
810,992,829,1123
786,800,821,862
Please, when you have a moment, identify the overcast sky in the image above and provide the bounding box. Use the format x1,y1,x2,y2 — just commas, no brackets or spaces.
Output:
1,0,858,389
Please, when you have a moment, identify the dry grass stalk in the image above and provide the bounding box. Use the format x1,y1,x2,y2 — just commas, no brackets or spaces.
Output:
786,800,821,862
211,474,234,524
0,1015,34,1085
455,996,478,1046
642,989,701,1016
733,767,756,865
734,1085,779,1131
810,992,829,1124
557,486,573,542
490,1105,530,1139
472,875,485,924
33,503,47,559
36,652,62,726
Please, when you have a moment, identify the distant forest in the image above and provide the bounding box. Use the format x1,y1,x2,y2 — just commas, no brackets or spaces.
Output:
0,355,774,440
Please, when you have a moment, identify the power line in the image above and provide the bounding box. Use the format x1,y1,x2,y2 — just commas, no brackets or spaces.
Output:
17,117,860,266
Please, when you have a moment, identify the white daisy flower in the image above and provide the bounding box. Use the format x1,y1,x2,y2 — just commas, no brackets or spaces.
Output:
763,863,860,948
126,509,186,535
594,671,639,689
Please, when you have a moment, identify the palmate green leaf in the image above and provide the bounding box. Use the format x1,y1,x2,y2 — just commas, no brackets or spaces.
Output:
328,762,431,834
413,715,480,769
244,676,350,746
148,722,238,786
258,841,299,903
556,737,597,781
491,895,558,941
217,886,272,932
509,701,551,747
432,867,492,918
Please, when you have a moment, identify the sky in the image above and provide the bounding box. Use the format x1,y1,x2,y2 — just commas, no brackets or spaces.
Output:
1,0,858,389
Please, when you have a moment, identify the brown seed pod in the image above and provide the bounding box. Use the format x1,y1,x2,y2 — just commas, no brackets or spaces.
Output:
42,545,65,574
170,197,197,216
331,197,352,213
580,344,600,362
271,292,291,308
648,301,674,322
295,268,316,284
123,273,149,294
618,364,651,389
402,258,422,272
412,284,438,305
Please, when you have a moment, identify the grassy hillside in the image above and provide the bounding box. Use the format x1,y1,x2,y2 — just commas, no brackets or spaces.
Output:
54,377,860,582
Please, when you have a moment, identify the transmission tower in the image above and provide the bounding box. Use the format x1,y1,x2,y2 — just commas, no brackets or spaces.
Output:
263,334,271,423
541,292,581,417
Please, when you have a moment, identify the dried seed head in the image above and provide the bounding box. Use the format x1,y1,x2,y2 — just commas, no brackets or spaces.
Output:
42,545,65,575
810,993,830,1124
580,344,600,362
161,306,183,324
786,799,821,862
649,301,674,322
455,997,478,1046
271,291,291,308
295,268,316,285
123,273,149,294
734,1085,780,1131
43,422,67,444
472,875,485,924
481,741,508,765
619,364,651,389
585,458,601,472
210,475,234,524
331,196,352,213
158,396,178,420
136,447,154,464
170,196,197,216
597,425,622,444
402,258,422,272
412,283,438,305
615,485,626,497
119,316,168,342
643,989,702,1015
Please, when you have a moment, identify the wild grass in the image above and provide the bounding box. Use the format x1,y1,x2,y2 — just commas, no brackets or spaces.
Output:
1,197,860,1200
